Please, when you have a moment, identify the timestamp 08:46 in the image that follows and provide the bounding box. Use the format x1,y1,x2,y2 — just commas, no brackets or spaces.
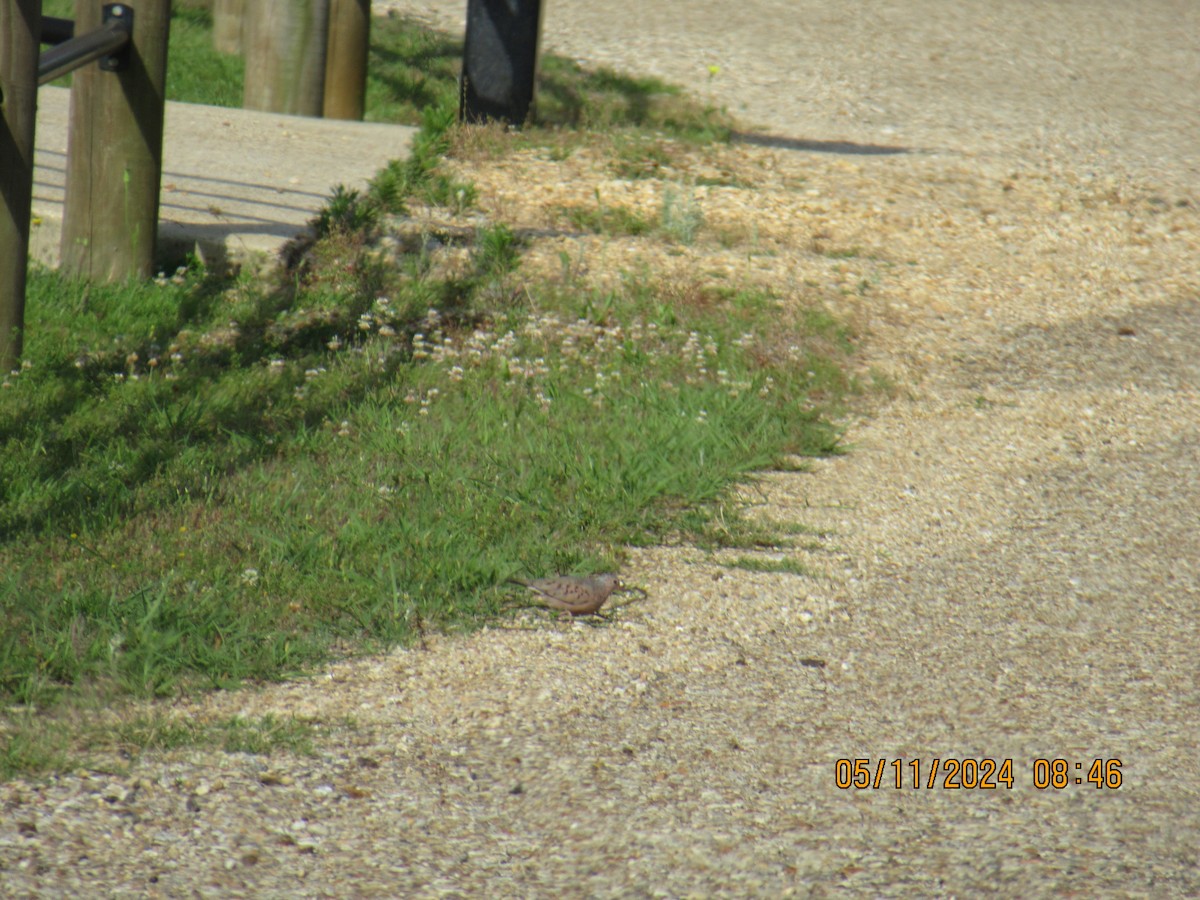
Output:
834,758,1123,790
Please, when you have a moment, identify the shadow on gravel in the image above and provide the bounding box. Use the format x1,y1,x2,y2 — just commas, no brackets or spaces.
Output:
956,296,1200,394
733,132,910,155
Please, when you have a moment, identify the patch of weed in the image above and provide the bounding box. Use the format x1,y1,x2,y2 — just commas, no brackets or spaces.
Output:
725,556,814,576
660,185,705,244
558,203,653,238
219,715,318,756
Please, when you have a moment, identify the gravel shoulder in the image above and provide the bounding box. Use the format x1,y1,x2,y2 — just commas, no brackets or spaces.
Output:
3,2,1198,896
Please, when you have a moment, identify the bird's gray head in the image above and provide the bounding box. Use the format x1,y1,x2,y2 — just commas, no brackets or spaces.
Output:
592,573,622,593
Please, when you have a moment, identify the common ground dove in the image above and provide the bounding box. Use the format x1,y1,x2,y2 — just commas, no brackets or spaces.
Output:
508,573,623,616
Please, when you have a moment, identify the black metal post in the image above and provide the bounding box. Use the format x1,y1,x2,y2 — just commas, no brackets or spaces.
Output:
460,0,544,126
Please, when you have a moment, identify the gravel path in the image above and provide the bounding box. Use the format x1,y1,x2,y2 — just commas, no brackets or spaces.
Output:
392,0,1199,189
3,2,1198,896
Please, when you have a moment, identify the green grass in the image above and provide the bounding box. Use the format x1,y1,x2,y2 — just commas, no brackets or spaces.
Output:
1,218,857,771
2,10,854,776
1,709,319,777
366,10,463,124
2,231,854,677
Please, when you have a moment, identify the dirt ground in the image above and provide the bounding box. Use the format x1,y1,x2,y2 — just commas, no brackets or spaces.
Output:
3,2,1197,895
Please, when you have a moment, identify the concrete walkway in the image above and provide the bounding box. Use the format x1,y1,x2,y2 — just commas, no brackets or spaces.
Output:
31,86,416,272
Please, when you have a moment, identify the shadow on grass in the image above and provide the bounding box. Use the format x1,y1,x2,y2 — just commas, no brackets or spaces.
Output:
0,263,382,540
368,14,732,140
367,14,465,121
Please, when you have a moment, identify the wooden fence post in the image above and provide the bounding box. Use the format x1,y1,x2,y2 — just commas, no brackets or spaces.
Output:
60,0,172,282
212,0,243,55
0,0,41,369
323,0,368,120
243,0,330,117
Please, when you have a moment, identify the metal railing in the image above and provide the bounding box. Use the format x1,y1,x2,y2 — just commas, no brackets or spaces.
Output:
39,15,74,45
38,4,133,85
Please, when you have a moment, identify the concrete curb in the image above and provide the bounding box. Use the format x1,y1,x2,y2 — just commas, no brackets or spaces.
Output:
31,86,417,274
